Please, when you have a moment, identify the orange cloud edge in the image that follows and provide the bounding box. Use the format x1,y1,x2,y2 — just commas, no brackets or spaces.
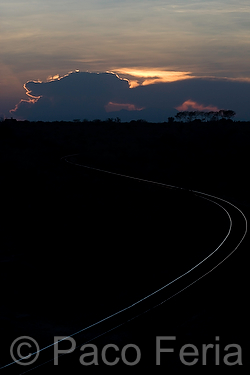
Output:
10,69,250,117
175,99,219,112
107,68,194,88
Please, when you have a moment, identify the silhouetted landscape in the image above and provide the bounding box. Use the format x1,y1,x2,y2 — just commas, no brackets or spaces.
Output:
0,117,249,370
2,0,250,370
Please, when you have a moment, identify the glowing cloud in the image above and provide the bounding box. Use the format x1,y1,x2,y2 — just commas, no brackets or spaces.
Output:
105,102,145,112
10,70,134,121
10,81,42,115
10,71,250,121
46,70,80,82
47,74,60,81
175,99,219,112
109,68,194,88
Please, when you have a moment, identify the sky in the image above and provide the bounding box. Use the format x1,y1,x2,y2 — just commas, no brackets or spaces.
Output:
1,0,250,121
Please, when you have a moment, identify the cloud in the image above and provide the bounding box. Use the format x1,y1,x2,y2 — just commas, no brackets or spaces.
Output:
110,69,194,88
105,102,145,112
11,71,133,121
10,70,250,121
175,99,219,112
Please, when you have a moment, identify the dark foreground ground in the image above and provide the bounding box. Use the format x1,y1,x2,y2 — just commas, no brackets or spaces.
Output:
0,119,249,372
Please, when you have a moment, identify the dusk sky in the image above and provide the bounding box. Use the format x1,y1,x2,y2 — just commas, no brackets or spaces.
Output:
1,0,250,121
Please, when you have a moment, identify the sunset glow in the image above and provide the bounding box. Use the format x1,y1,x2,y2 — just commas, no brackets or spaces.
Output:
47,74,60,81
175,100,219,112
1,1,250,120
111,69,194,88
46,70,80,82
10,81,42,114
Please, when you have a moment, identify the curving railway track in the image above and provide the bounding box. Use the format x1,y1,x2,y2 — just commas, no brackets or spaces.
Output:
1,154,247,372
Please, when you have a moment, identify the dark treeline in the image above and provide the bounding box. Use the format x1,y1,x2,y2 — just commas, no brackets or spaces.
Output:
173,109,236,123
1,116,250,199
0,108,237,125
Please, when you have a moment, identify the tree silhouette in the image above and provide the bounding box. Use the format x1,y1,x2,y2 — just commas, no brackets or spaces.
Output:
168,116,175,123
218,110,236,120
175,110,236,123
